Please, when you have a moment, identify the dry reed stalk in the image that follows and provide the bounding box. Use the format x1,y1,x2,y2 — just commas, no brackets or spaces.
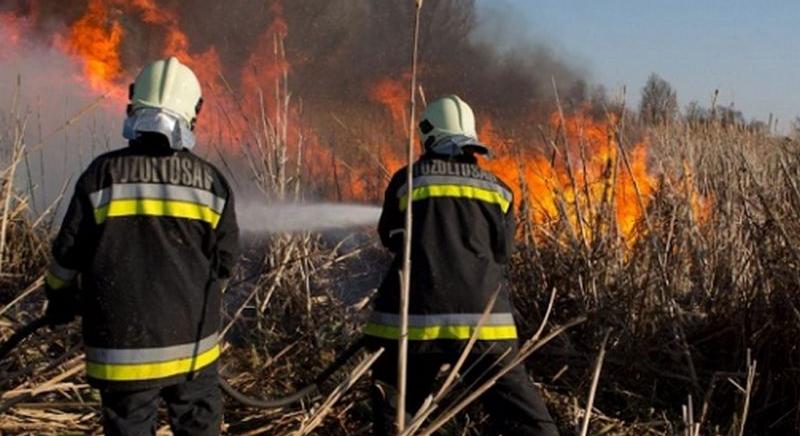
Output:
416,315,586,436
30,177,69,230
396,0,424,431
400,287,502,435
579,329,611,436
0,120,27,274
681,394,700,436
734,349,757,436
291,348,384,435
615,125,700,391
0,355,84,415
0,275,42,319
551,77,590,252
20,94,108,157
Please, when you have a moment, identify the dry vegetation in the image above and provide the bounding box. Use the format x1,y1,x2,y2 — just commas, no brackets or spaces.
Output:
1,72,800,436
508,119,800,435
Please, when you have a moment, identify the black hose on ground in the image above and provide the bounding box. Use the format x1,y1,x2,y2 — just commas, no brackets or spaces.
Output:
0,317,366,409
220,336,367,408
0,316,50,361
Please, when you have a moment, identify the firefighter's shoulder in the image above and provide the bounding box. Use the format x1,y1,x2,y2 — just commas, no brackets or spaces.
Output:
385,165,409,194
185,150,233,198
78,148,231,196
486,168,514,202
74,147,131,192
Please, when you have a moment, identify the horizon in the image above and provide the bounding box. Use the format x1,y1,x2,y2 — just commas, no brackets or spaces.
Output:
477,0,800,131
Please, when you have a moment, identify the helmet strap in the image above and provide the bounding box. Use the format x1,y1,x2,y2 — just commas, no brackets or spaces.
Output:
191,98,204,131
126,83,136,117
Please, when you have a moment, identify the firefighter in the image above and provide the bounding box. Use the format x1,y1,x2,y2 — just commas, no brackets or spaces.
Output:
366,95,558,435
43,57,239,436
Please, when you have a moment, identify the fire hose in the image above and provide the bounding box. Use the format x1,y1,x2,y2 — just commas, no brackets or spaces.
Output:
0,316,366,410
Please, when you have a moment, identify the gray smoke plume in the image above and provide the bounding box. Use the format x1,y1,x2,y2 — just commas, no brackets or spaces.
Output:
2,0,593,122
1,0,597,214
0,25,121,216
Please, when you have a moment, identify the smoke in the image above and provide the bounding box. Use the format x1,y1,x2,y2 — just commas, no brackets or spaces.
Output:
236,200,381,234
2,0,591,121
0,16,120,215
0,0,597,211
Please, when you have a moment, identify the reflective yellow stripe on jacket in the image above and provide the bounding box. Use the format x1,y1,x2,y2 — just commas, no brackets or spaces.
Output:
397,175,512,213
86,333,220,381
90,183,226,228
364,312,518,341
94,199,222,228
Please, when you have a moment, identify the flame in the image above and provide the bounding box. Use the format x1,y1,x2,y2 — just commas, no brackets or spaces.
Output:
369,78,407,133
0,13,26,52
57,0,125,92
481,111,663,245
3,0,711,244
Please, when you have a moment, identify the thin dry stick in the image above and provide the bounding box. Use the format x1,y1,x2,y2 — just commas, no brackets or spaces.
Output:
737,349,757,436
0,124,27,274
417,316,586,436
551,77,589,251
31,177,70,230
0,275,43,319
397,0,424,432
0,356,84,414
292,348,385,436
579,329,612,436
401,288,501,435
404,288,557,436
25,94,109,156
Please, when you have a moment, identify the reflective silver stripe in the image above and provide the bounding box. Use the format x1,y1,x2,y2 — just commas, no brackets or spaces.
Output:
86,333,218,364
48,261,78,282
89,184,227,213
396,175,512,202
369,311,515,327
388,229,404,238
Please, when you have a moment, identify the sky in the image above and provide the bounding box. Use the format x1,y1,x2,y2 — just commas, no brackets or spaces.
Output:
477,0,800,130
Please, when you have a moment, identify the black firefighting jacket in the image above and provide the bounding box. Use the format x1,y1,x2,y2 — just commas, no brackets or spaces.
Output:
365,153,518,354
45,137,239,391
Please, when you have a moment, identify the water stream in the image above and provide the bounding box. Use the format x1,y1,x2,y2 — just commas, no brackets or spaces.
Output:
236,201,382,234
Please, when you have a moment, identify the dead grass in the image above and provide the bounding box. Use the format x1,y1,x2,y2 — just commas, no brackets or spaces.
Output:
2,65,800,434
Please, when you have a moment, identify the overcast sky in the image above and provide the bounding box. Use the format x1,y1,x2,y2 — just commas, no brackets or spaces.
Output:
477,0,800,129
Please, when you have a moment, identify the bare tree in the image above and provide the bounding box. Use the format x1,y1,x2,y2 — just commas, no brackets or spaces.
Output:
685,100,706,124
639,73,678,125
790,117,800,140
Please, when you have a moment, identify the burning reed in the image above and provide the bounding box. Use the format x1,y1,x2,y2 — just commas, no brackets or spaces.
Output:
2,1,800,435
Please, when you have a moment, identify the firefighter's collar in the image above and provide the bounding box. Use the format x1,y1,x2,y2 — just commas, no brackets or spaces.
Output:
428,134,490,158
123,108,197,151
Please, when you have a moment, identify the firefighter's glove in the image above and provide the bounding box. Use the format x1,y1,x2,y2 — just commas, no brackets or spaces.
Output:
44,286,80,327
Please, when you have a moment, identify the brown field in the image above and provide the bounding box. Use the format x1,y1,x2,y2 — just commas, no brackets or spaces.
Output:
1,78,799,435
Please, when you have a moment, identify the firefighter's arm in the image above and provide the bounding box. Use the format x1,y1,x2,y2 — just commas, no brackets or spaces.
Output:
493,200,516,264
46,181,94,325
377,174,404,253
214,187,240,280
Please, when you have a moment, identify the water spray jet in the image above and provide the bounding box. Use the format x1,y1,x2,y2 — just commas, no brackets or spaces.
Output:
236,201,381,234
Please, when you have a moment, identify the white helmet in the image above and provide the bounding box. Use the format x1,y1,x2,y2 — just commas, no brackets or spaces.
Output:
123,57,203,150
418,95,488,156
129,57,202,126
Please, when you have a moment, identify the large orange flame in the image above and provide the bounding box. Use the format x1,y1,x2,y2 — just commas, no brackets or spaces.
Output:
369,78,407,133
481,112,657,243
5,1,711,244
57,0,125,92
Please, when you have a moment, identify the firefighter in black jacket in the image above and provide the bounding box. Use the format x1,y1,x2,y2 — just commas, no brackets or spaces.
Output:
366,95,558,435
44,57,239,436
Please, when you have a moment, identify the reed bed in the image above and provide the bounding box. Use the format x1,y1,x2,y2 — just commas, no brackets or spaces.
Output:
1,63,800,434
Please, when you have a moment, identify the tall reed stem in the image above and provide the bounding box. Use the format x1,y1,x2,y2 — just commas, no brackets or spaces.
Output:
397,1,424,432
